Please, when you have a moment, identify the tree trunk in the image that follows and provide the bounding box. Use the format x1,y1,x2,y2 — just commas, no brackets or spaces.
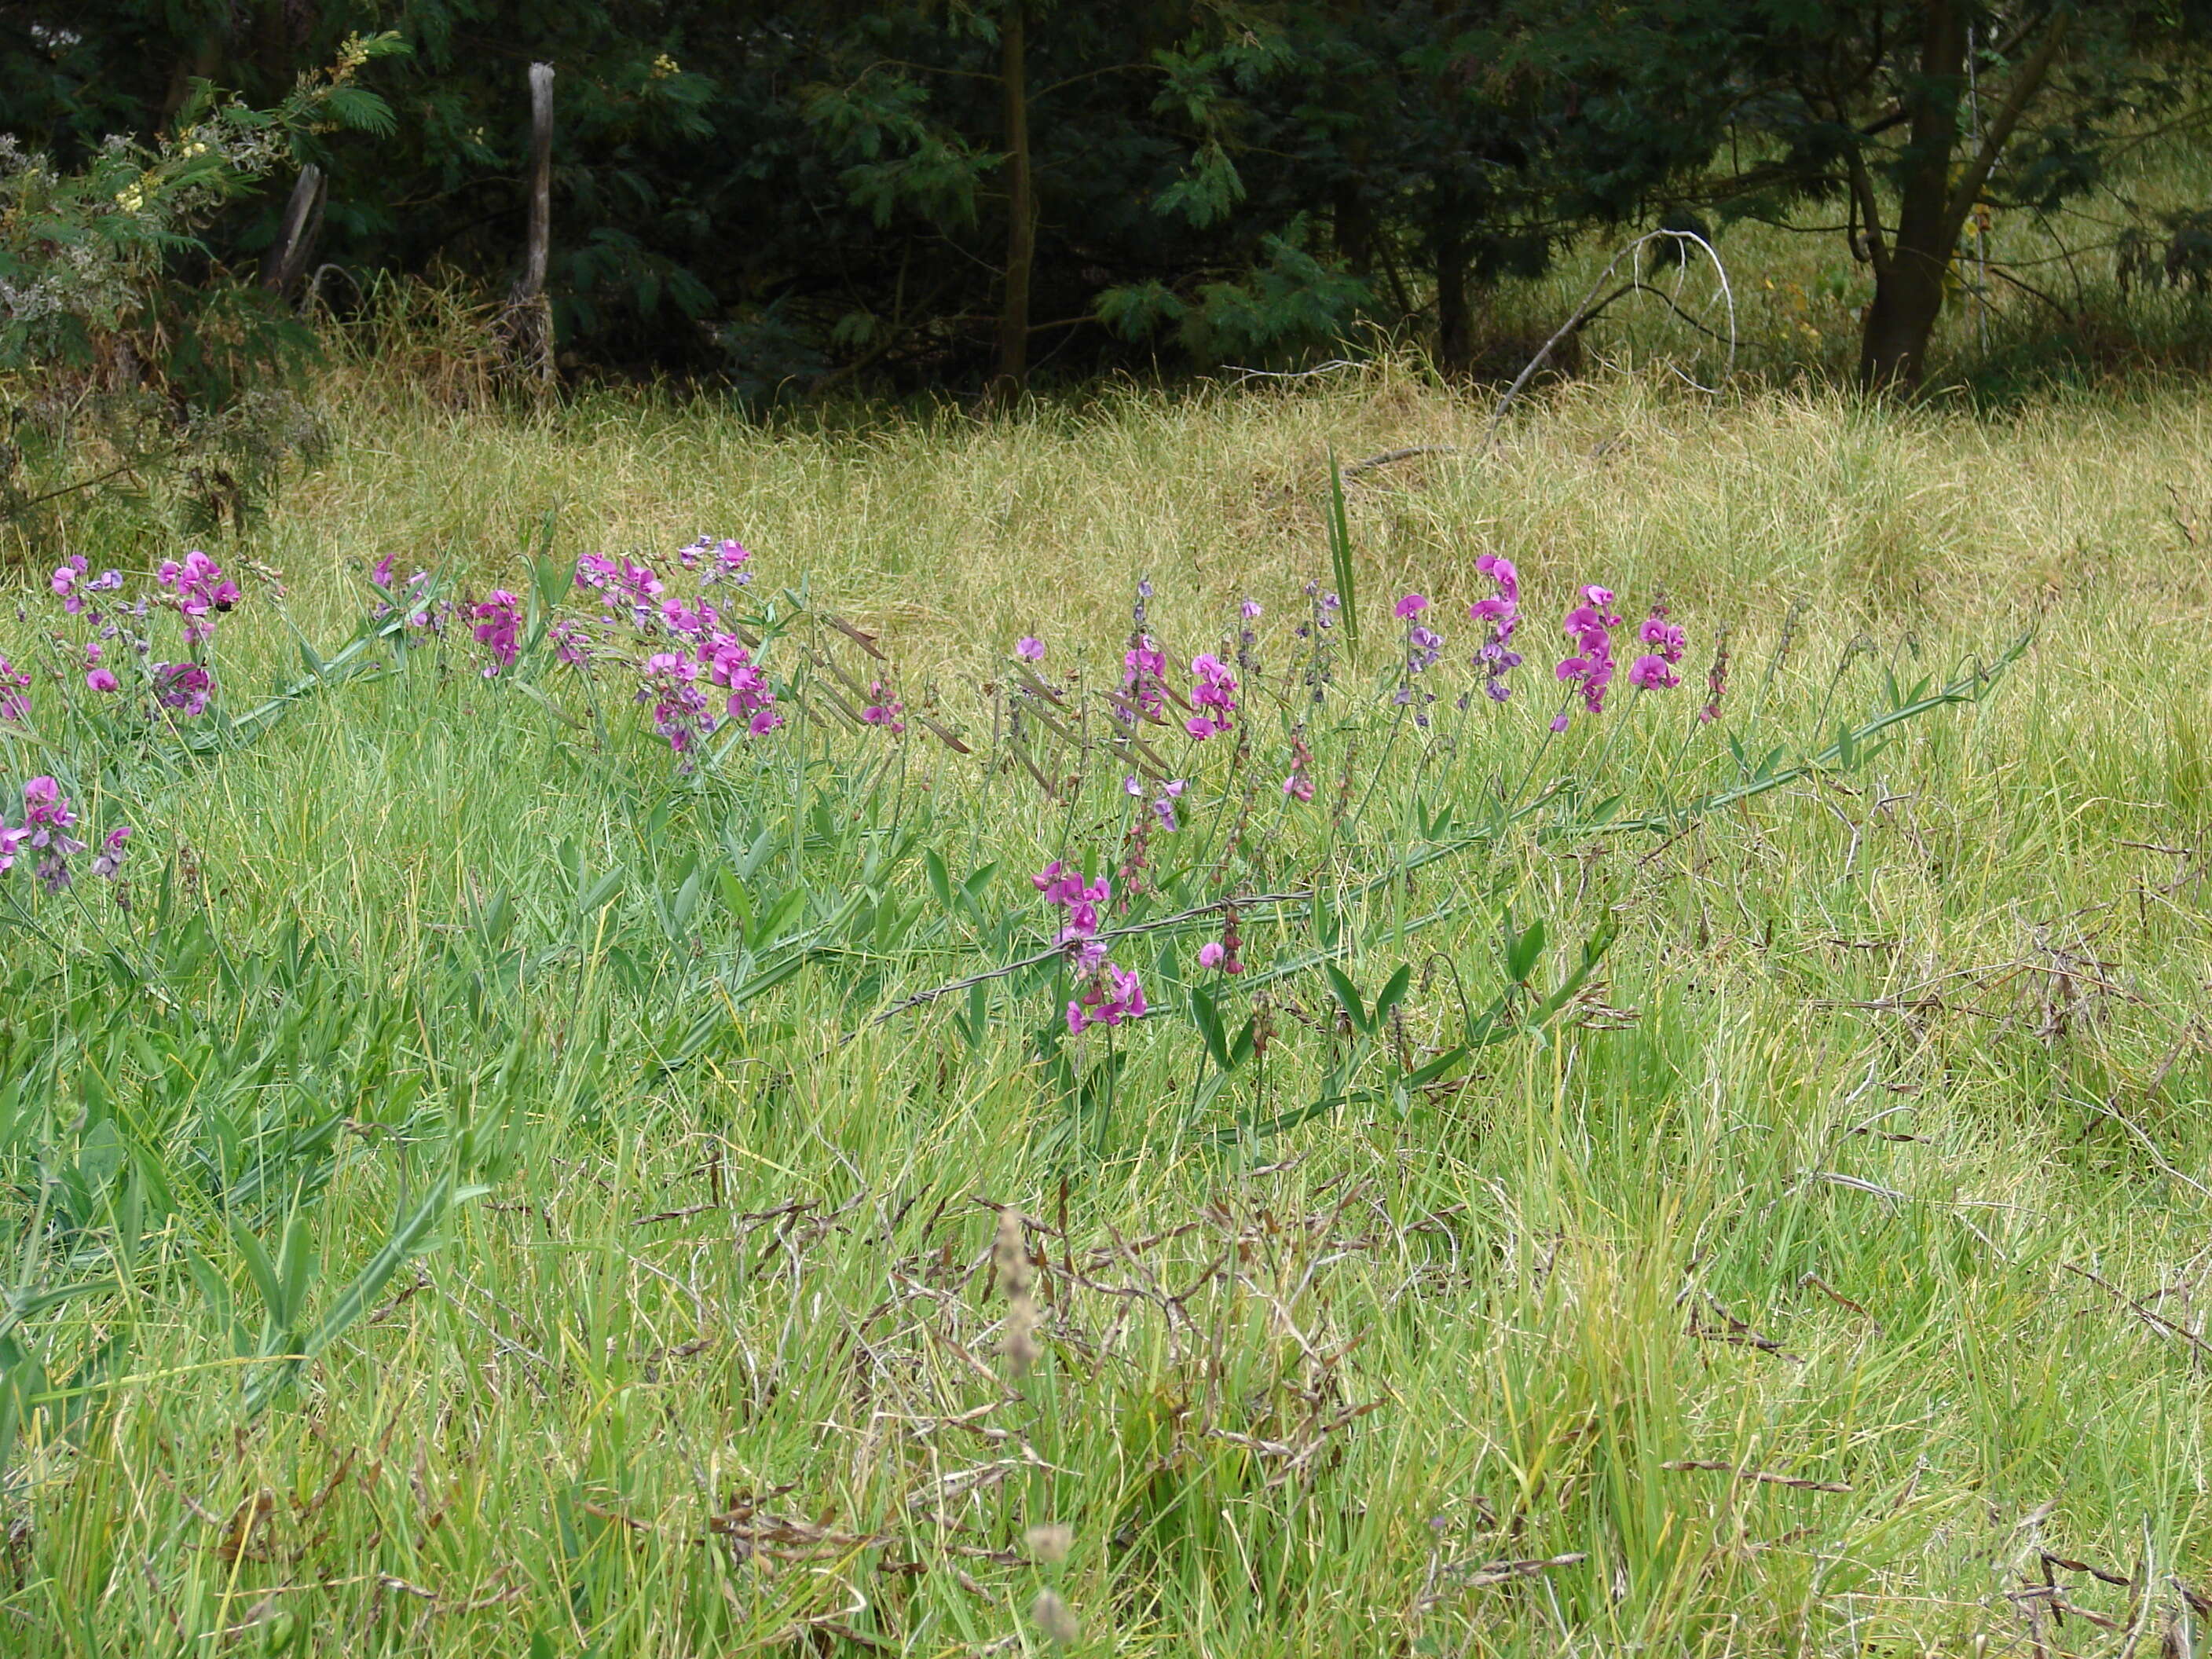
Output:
1434,228,1474,376
1857,0,1967,389
987,2,1033,407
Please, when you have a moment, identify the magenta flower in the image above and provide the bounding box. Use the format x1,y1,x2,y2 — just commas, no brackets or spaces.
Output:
157,551,240,644
1185,654,1237,740
550,621,595,668
372,554,396,588
0,656,28,725
22,779,85,873
152,662,213,717
1197,941,1226,969
1067,964,1146,1034
86,668,119,693
1626,654,1678,690
52,555,87,614
1554,584,1622,726
701,632,779,734
0,825,26,877
1468,553,1525,702
638,650,712,753
1015,635,1045,662
679,536,754,586
861,681,906,733
576,553,665,627
1120,634,1166,720
1393,593,1429,620
470,590,523,675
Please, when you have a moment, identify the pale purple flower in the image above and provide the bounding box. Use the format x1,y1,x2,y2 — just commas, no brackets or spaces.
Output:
0,825,26,876
1198,941,1226,969
1015,635,1045,662
91,826,130,880
1240,599,1262,620
86,668,119,693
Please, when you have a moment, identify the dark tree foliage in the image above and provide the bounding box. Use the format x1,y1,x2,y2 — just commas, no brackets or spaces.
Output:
2,2,2204,394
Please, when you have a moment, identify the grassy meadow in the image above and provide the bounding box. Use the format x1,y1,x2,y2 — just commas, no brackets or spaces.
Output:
2,359,2212,1657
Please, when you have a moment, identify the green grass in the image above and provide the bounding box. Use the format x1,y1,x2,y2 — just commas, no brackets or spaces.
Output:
2,362,2210,1657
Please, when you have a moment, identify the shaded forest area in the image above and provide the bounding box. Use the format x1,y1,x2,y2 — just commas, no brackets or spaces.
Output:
3,1,2211,406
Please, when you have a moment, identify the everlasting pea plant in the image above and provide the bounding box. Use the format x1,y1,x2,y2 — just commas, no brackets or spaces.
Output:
3,515,2021,1170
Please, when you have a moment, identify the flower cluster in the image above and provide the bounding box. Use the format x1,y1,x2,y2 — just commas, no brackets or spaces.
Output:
2,778,124,893
1126,773,1186,832
576,554,668,628
1120,634,1166,721
1554,585,1622,730
153,661,213,717
1036,860,1146,1033
157,550,239,645
1468,553,1524,703
1627,594,1686,691
860,681,905,733
1197,904,1244,974
471,590,523,676
1283,727,1315,802
51,555,122,619
562,544,781,761
676,537,753,585
1295,581,1342,705
1393,594,1444,725
1185,654,1237,739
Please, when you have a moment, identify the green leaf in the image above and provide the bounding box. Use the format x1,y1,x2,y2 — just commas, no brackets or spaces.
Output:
1323,963,1368,1033
1326,451,1359,661
1506,916,1547,984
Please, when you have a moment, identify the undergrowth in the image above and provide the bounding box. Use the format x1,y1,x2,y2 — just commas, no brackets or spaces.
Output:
0,364,2208,1657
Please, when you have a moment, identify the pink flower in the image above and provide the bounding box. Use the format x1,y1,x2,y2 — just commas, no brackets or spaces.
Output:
1198,941,1226,969
1015,635,1045,662
1393,593,1429,619
86,668,119,693
1627,654,1678,690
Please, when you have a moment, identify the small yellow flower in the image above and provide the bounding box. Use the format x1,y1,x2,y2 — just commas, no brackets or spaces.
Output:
116,185,145,212
651,53,679,79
